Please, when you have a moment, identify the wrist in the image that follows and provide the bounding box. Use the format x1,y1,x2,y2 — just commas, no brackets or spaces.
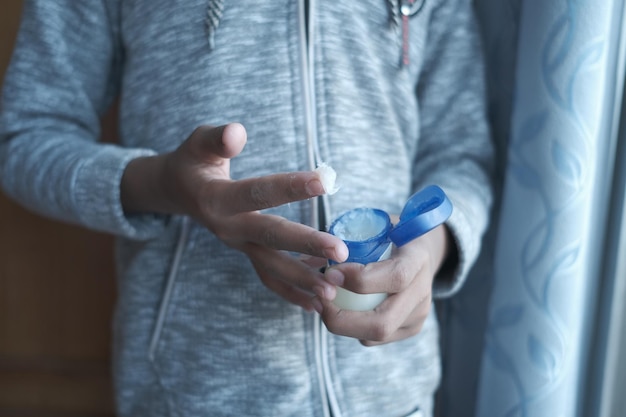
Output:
121,153,176,215
431,224,459,287
426,224,451,272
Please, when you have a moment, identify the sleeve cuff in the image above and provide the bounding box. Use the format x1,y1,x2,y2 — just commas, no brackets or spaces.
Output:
73,144,169,240
432,189,488,299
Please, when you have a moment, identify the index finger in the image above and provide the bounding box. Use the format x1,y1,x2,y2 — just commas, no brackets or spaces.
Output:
221,171,327,214
229,212,349,263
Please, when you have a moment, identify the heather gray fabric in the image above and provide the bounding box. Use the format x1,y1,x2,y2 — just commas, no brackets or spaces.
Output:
0,1,493,416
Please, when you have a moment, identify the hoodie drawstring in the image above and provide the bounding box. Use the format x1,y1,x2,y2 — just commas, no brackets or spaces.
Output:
205,0,224,50
205,1,413,54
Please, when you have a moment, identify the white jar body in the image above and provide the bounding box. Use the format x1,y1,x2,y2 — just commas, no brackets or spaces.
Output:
332,242,392,311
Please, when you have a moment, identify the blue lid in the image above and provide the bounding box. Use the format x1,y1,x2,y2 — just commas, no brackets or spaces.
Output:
388,185,453,247
328,208,391,263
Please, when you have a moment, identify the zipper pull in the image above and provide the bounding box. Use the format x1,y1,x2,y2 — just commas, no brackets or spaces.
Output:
399,0,426,66
400,0,415,66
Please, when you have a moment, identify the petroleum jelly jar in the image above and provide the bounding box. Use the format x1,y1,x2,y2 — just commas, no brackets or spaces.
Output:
328,185,453,311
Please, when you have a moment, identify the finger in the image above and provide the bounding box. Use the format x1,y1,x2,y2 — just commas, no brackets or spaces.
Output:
359,324,422,346
220,171,328,214
260,274,318,311
315,296,403,342
230,213,348,263
323,259,410,295
316,277,430,342
326,246,428,295
189,123,247,163
245,244,337,300
299,254,328,269
359,290,433,345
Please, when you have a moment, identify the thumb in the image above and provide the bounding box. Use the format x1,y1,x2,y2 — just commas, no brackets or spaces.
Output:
188,123,247,163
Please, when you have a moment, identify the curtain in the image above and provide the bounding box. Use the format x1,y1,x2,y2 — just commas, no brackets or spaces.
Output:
437,0,626,416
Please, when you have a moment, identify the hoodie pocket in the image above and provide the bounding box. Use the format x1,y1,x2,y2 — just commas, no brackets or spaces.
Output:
148,217,192,361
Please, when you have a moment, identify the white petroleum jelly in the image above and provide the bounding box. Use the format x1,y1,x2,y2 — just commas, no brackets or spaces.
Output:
315,162,340,195
331,209,387,241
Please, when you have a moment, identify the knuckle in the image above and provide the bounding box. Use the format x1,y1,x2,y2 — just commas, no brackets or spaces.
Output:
304,237,316,255
249,182,273,210
304,228,324,256
345,264,368,292
260,217,288,249
321,310,346,335
390,261,412,291
418,291,433,309
286,175,300,200
367,320,394,342
262,227,279,249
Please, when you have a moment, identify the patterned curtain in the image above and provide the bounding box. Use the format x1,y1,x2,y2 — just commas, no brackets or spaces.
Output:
437,0,626,416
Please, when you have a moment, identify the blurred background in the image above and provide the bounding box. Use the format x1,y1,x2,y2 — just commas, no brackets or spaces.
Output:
0,1,117,415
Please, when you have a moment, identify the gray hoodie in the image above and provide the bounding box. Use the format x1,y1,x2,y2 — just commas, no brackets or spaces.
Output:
0,0,493,416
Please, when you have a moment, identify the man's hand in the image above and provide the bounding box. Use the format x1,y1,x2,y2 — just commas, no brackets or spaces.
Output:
121,123,348,310
314,224,450,345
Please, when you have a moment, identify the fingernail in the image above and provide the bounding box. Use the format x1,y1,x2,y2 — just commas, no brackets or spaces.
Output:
313,285,327,299
311,297,323,314
323,245,348,263
314,283,337,300
325,269,344,286
336,244,349,262
305,179,325,196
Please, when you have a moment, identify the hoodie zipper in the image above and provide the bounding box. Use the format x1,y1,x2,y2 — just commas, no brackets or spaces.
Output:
297,1,340,417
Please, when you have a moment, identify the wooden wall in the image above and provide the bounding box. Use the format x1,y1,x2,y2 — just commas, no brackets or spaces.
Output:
0,1,117,415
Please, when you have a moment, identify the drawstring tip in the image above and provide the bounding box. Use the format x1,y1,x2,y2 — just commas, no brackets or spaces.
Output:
402,11,410,66
398,0,426,67
205,0,224,51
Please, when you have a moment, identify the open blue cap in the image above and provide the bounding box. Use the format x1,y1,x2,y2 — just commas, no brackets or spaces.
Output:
328,208,391,264
388,185,453,247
